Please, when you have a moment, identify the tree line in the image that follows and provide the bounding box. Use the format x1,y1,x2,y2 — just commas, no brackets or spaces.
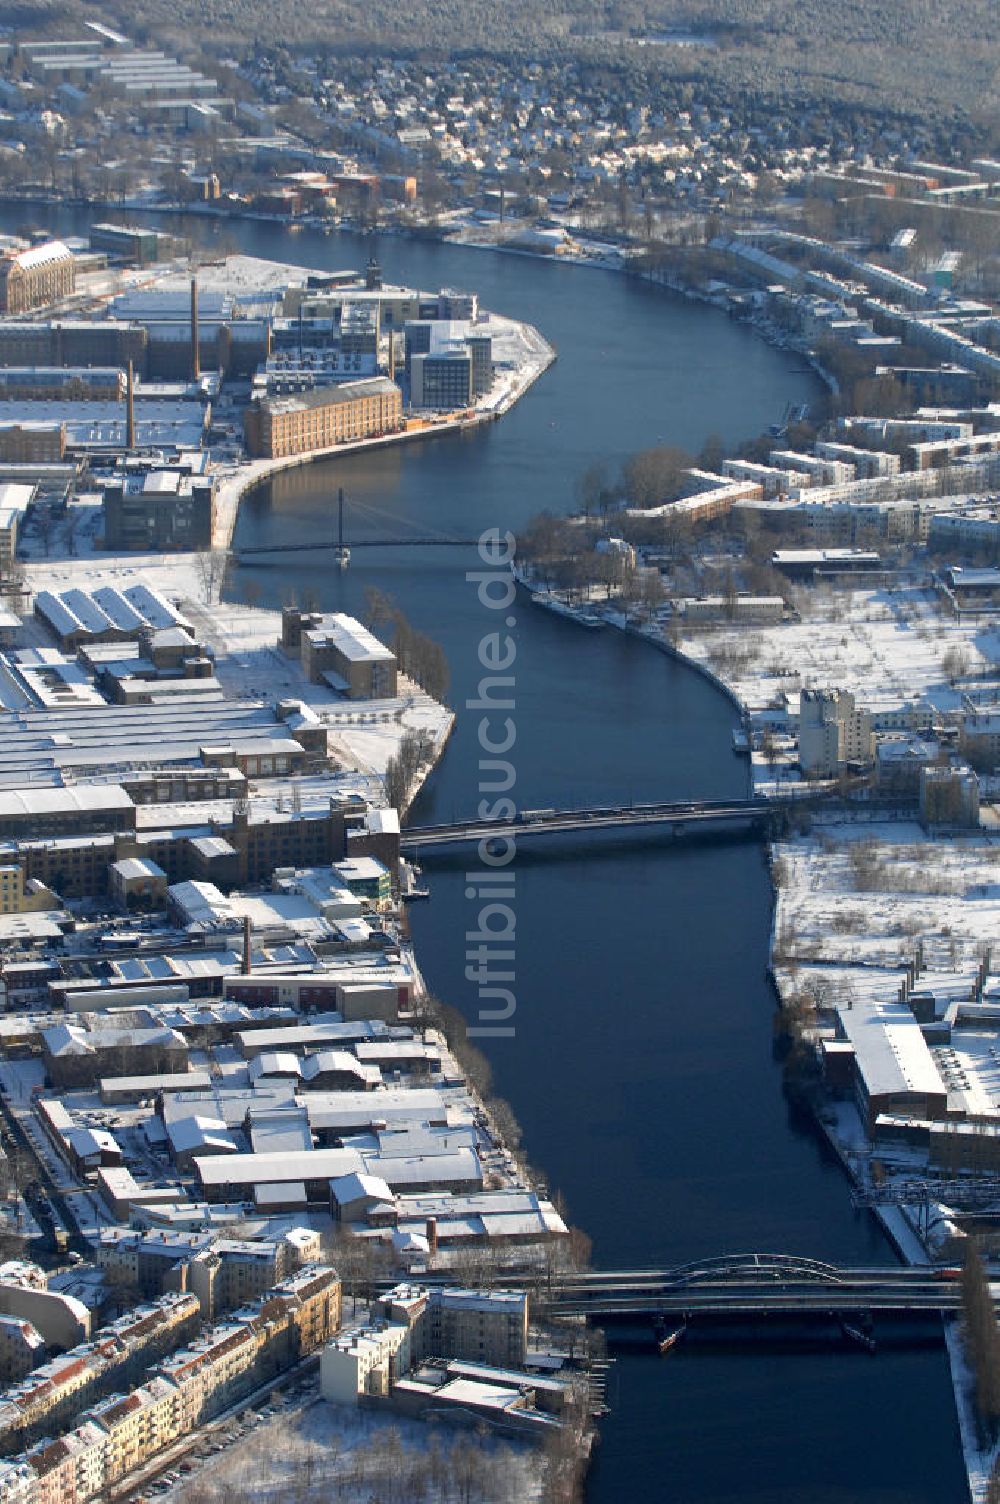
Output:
365,587,450,703
384,727,435,816
962,1239,1000,1438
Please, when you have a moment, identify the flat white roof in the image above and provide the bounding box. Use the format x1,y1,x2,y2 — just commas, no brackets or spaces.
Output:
0,785,133,817
0,483,34,515
839,996,946,1101
304,612,395,665
111,856,166,880
196,1146,364,1185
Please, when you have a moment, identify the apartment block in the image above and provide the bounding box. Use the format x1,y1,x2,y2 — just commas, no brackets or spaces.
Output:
0,1292,199,1456
0,1320,43,1388
798,688,874,775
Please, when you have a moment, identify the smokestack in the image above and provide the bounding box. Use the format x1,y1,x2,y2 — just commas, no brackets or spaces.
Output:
190,276,200,380
242,914,252,975
125,360,135,451
425,1218,437,1258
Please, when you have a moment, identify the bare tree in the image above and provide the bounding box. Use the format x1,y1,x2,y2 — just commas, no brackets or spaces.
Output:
620,445,693,509
196,548,228,604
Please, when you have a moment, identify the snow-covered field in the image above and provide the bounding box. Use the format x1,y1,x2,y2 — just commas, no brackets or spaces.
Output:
772,824,1000,974
23,546,210,614
675,583,1000,718
164,1396,543,1504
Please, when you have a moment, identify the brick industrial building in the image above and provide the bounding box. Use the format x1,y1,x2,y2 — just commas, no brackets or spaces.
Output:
244,377,402,458
0,243,76,315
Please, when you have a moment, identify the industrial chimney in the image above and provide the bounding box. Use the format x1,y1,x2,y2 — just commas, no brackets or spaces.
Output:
242,914,252,975
125,360,135,451
190,276,200,380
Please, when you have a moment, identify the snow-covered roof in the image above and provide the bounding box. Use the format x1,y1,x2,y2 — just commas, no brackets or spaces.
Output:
330,1171,393,1206
166,1114,237,1157
839,995,947,1102
0,784,134,819
4,240,73,272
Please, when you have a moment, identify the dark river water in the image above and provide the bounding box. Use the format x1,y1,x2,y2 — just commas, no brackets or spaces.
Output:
5,203,970,1502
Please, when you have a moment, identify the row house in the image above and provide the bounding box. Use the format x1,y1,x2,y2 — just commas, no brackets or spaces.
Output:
91,1377,182,1485
0,1294,199,1456
0,1269,341,1501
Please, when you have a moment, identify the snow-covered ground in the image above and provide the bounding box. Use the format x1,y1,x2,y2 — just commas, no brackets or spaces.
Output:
945,1321,1000,1504
164,1395,544,1504
674,582,1000,718
772,825,1000,975
22,545,211,614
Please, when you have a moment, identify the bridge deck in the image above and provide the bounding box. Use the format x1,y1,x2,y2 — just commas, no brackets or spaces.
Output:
401,795,916,850
236,539,479,555
542,1287,960,1316
401,798,810,849
534,1260,962,1317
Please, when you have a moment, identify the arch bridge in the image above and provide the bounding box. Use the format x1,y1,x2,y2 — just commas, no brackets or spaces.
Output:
534,1255,962,1319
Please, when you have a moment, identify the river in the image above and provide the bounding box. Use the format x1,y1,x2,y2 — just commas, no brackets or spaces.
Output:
3,203,971,1502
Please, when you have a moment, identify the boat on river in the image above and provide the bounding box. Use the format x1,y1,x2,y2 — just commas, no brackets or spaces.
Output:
840,1320,876,1354
400,860,430,901
656,1321,687,1355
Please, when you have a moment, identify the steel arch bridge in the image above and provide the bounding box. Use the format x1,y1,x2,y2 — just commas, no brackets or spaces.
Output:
620,1253,849,1287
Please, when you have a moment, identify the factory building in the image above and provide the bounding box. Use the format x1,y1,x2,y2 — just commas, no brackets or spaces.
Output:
289,611,397,698
0,786,137,842
0,369,126,403
0,423,66,464
244,377,402,459
0,244,76,315
102,471,215,551
0,321,147,372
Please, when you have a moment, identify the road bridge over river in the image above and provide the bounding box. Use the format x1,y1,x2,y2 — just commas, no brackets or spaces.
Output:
401,794,912,851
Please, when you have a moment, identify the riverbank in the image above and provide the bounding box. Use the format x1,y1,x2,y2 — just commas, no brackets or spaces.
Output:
10,196,962,1497
523,579,993,1500
212,417,481,551
7,188,832,390
212,316,554,550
